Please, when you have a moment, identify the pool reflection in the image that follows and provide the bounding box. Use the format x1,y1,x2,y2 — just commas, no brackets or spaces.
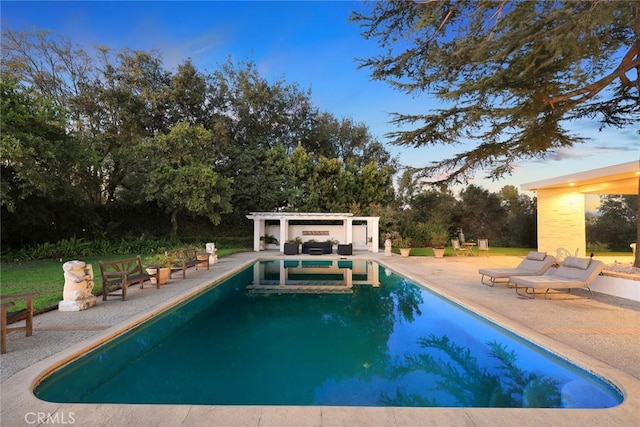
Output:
247,259,380,293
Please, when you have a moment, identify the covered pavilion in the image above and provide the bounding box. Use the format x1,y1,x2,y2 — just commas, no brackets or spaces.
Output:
245,212,380,253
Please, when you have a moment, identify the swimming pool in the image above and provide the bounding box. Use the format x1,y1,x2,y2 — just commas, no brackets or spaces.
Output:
34,259,623,408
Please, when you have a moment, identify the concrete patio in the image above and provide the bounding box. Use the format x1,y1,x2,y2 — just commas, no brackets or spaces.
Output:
1,251,639,426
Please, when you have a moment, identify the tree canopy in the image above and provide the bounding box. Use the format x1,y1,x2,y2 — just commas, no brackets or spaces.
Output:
1,26,398,246
351,0,639,182
351,0,639,267
1,22,635,263
587,195,637,252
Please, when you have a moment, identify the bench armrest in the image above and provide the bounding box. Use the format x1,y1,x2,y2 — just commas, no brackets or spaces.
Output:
0,292,40,303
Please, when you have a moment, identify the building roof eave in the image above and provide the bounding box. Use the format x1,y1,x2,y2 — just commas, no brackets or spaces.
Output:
521,161,639,194
246,212,356,220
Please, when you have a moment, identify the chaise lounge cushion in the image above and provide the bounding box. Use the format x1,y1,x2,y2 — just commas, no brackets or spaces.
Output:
526,251,547,261
561,256,591,270
510,257,604,298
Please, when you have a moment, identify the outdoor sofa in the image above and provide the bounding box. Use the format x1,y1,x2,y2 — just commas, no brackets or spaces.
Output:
302,242,332,254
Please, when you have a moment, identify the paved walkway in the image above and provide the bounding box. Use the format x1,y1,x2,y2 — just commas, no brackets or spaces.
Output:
2,252,639,426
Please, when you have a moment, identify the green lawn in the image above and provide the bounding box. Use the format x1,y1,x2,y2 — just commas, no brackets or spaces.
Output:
0,248,248,314
403,247,534,257
400,248,632,257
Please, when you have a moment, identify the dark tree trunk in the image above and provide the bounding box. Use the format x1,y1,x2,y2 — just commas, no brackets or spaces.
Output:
170,207,181,243
635,167,639,268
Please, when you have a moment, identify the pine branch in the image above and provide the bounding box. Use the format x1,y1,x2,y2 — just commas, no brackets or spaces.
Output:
546,45,639,112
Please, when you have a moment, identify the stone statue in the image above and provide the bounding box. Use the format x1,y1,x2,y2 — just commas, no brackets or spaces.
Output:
59,260,97,311
206,242,218,264
384,238,392,256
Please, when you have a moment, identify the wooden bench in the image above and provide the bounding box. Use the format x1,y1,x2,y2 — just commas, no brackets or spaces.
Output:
99,256,157,301
165,248,209,279
1,292,39,354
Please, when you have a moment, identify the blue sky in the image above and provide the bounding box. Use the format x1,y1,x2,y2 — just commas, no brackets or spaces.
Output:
2,0,638,196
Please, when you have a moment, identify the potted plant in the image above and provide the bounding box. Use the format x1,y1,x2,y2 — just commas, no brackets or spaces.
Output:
292,236,303,253
326,238,339,252
196,250,209,268
260,234,279,250
144,254,176,285
429,226,449,258
391,233,413,257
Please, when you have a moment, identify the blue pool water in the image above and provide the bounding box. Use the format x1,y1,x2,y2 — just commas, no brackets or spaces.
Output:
35,260,623,408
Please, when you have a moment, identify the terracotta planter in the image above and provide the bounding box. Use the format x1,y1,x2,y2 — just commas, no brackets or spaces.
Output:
400,248,411,257
433,248,446,258
197,255,208,268
157,267,171,285
147,267,170,285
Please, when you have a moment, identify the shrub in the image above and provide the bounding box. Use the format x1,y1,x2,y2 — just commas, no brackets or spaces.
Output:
1,237,177,262
587,241,610,252
428,226,449,248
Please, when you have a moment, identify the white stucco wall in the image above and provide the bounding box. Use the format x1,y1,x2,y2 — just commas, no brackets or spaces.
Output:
289,225,346,243
536,188,586,256
591,274,640,302
266,224,369,248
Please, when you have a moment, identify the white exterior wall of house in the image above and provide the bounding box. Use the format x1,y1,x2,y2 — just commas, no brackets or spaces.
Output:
535,188,587,256
591,273,640,301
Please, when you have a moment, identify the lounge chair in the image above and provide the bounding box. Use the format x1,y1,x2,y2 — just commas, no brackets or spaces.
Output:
478,251,555,287
1,292,39,354
510,256,604,299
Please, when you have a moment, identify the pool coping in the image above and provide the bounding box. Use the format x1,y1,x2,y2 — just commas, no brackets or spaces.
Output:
2,253,640,426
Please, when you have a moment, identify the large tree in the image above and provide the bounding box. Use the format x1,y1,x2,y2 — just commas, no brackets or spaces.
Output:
587,195,637,252
207,59,316,223
352,0,639,265
284,144,396,213
0,77,98,245
1,30,175,205
498,185,537,248
140,122,233,242
457,185,508,241
306,113,397,169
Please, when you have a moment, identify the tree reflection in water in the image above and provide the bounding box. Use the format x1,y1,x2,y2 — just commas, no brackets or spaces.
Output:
382,335,561,407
